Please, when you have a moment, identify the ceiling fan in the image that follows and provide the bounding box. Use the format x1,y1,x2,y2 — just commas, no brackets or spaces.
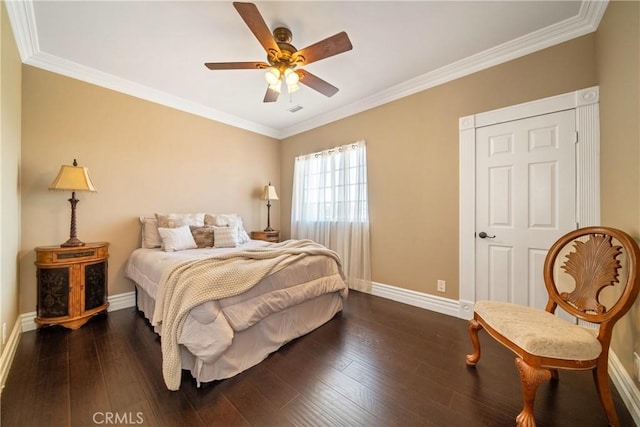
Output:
204,2,353,103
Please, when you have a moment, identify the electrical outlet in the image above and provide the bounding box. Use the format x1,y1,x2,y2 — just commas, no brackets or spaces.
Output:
634,352,640,382
437,280,446,293
2,323,6,345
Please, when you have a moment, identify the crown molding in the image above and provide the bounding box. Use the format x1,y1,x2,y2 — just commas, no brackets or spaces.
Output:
5,0,39,61
6,0,607,140
279,0,608,138
24,51,282,139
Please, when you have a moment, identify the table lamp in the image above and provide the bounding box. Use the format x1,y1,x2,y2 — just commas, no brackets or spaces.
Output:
49,159,97,247
261,182,278,231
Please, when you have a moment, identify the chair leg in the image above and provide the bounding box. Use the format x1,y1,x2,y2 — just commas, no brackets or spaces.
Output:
592,361,620,427
466,319,483,366
514,357,552,427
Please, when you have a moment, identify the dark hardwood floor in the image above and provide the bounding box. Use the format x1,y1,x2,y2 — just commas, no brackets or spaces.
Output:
1,291,634,426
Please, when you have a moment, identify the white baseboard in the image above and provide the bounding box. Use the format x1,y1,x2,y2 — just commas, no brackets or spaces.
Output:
106,291,136,312
0,318,22,393
609,350,640,425
21,312,36,332
21,291,137,332
368,281,460,318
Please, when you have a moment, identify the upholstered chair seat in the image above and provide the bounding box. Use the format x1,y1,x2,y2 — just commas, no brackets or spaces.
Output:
473,301,601,361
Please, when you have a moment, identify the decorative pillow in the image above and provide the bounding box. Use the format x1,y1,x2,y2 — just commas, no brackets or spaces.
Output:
155,213,205,228
140,217,162,249
234,216,251,244
213,226,239,248
189,225,215,248
206,213,237,227
205,213,250,244
158,225,198,252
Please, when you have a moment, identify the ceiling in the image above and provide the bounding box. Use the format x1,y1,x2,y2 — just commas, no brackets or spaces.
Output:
7,1,606,139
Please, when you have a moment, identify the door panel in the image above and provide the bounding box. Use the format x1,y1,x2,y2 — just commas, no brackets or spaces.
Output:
528,249,549,309
489,166,512,226
528,161,556,228
475,109,576,309
488,246,512,302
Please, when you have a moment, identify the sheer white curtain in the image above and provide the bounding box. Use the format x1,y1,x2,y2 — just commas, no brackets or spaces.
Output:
291,140,371,291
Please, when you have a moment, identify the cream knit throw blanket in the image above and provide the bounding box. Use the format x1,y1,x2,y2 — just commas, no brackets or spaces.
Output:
151,239,343,390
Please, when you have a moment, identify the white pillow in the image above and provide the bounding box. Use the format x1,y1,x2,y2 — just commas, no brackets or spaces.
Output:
140,217,162,248
209,213,237,227
155,213,205,228
206,213,250,244
234,216,251,244
213,226,239,248
158,225,198,252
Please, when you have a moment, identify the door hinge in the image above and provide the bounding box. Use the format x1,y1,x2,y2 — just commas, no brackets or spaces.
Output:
573,131,579,144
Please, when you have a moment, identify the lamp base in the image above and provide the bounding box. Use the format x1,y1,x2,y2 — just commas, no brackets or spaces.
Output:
61,237,86,248
264,226,274,232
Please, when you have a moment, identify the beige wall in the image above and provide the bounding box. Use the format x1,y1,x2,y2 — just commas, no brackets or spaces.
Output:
281,34,597,299
596,0,640,386
20,67,280,313
1,2,22,361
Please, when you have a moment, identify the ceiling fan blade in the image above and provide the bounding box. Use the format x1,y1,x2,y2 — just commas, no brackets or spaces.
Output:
263,87,280,103
233,2,281,56
293,32,352,66
296,70,339,97
204,61,269,70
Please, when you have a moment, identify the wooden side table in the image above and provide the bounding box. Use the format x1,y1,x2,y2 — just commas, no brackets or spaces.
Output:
34,242,109,329
250,230,280,243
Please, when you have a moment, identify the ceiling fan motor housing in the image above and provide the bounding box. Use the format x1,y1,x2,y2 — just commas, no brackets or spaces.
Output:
268,27,302,69
273,27,292,43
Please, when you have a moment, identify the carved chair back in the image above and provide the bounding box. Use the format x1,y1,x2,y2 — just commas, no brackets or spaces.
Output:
543,227,640,337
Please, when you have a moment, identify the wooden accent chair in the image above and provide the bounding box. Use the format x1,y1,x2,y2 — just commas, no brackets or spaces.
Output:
466,227,640,427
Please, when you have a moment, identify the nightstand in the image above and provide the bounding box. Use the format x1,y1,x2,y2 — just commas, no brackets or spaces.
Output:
34,242,109,329
250,230,280,243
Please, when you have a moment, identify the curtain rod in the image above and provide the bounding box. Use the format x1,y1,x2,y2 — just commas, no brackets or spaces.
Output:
297,140,363,160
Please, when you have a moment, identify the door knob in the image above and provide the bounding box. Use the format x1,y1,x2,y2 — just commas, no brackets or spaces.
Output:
478,232,496,239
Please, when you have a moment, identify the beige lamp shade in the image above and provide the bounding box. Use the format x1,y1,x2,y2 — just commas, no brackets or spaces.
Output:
261,183,279,201
49,164,97,192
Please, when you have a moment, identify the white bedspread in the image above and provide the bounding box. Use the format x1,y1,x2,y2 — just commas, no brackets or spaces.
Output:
126,240,270,300
125,240,348,390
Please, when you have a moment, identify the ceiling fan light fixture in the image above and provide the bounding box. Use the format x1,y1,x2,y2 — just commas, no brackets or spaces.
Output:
284,68,299,85
265,67,281,85
287,82,300,93
268,81,282,93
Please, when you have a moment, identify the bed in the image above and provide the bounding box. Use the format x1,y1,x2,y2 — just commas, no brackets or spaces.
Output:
125,213,348,390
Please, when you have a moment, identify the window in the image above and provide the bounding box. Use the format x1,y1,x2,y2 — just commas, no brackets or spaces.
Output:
291,140,371,290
